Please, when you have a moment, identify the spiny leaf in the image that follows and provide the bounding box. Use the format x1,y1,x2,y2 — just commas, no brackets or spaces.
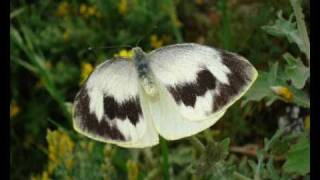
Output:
262,10,307,56
195,138,231,179
283,134,310,176
243,62,285,106
290,87,310,108
283,53,309,89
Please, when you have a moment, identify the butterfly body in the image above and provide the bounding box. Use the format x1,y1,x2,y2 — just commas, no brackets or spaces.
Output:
73,43,258,148
132,47,158,97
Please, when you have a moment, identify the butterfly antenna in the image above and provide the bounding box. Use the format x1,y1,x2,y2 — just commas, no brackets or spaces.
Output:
135,25,158,47
87,46,98,60
85,44,134,57
90,45,133,50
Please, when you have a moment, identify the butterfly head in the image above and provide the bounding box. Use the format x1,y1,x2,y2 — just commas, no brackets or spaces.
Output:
132,47,145,61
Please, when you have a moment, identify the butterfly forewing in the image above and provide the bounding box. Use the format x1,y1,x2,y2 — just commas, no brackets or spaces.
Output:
148,43,258,121
73,59,159,147
212,49,258,112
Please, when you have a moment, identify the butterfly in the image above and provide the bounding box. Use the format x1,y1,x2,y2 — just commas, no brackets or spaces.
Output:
73,43,258,148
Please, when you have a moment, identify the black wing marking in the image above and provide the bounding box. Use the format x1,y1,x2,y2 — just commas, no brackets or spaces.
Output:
103,95,142,126
167,68,216,107
213,50,255,111
74,87,126,141
165,50,256,115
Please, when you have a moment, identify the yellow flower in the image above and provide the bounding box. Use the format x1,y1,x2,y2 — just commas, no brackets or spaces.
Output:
101,145,116,179
23,135,34,148
103,144,114,157
304,115,310,130
161,35,171,43
150,35,164,49
55,2,70,17
212,129,220,137
118,0,128,15
47,129,74,174
80,141,94,152
35,78,45,89
270,86,293,102
95,11,102,18
87,6,97,16
195,0,204,5
63,29,70,41
79,4,101,18
40,171,51,180
114,49,134,58
127,160,139,180
80,62,94,85
33,130,74,179
10,101,20,118
65,158,73,170
172,14,182,28
45,61,52,69
30,171,51,180
79,4,88,16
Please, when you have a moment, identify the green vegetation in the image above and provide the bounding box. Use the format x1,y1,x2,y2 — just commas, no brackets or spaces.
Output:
11,0,310,179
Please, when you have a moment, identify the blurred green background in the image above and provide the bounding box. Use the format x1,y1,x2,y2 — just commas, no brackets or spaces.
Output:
10,0,310,179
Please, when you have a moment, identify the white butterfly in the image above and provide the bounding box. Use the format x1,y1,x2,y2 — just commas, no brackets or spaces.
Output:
73,43,258,148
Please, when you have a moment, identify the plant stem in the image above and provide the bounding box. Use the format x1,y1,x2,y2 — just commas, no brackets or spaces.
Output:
190,136,206,153
290,0,310,64
233,171,253,180
218,0,232,50
158,2,182,180
254,129,285,180
160,137,170,180
254,150,263,180
230,145,285,161
165,0,183,43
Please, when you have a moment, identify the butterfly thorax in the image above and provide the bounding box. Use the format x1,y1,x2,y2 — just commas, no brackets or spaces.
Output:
132,47,158,97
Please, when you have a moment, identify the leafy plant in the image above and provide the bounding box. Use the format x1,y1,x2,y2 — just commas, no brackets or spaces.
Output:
10,0,310,179
244,0,310,109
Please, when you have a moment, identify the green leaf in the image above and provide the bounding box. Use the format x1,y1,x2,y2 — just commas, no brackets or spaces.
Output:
290,0,310,61
283,53,309,89
220,138,231,159
265,128,286,151
10,7,26,19
243,59,309,108
248,160,257,173
195,138,231,179
243,63,285,106
10,27,24,46
12,58,39,74
262,10,307,55
266,158,280,180
170,147,194,166
283,134,310,176
290,87,310,108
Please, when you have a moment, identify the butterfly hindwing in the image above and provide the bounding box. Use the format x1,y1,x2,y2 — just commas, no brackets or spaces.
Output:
73,59,159,147
144,80,227,140
148,43,258,121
